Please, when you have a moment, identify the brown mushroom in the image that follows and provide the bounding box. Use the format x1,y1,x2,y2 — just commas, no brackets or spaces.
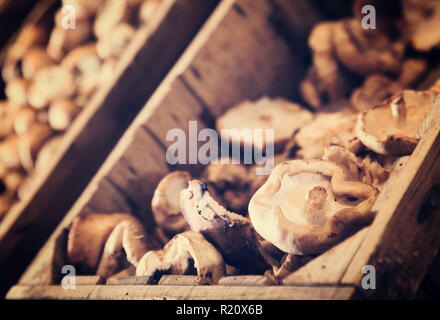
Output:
350,74,404,112
22,47,54,80
333,19,404,76
151,171,191,237
96,23,136,60
216,97,313,152
0,102,16,139
139,0,163,25
302,21,355,109
0,135,21,169
48,99,80,131
4,24,47,65
248,159,378,255
398,58,428,87
355,89,436,156
180,180,271,273
46,20,92,61
13,108,37,135
27,66,76,109
295,109,357,160
18,123,53,172
96,217,161,278
5,78,29,107
67,213,159,275
136,231,225,284
93,0,134,39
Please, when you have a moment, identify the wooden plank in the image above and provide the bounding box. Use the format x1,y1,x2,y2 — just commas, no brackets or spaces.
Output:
75,276,105,286
158,275,203,286
0,0,219,297
6,284,355,300
282,229,369,286
218,276,274,286
180,0,307,117
107,276,151,286
342,96,440,299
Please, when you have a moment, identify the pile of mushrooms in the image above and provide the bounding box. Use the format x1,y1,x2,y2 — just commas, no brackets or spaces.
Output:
64,0,440,284
0,0,163,220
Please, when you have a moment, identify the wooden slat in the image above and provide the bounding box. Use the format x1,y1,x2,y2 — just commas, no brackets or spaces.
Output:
107,276,151,286
218,275,274,286
6,284,355,300
0,0,219,297
158,275,203,286
75,276,105,286
342,97,440,298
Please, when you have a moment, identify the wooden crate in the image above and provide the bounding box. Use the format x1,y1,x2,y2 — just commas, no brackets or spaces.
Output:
0,0,219,297
7,0,440,300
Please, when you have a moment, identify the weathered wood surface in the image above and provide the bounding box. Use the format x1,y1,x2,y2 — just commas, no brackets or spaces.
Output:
9,0,440,300
0,0,219,297
6,284,355,300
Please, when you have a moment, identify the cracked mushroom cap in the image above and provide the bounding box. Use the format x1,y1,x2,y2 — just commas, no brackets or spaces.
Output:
216,97,313,151
151,171,191,236
67,213,159,275
180,180,271,273
248,159,378,255
355,89,436,156
136,231,225,284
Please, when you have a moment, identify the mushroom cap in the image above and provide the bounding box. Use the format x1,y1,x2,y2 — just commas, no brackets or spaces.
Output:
28,66,76,109
333,19,404,76
22,47,54,80
248,159,378,255
96,217,161,278
216,97,313,151
136,231,225,284
295,109,357,160
350,74,404,112
139,0,163,25
180,180,271,273
67,213,137,273
5,78,29,107
151,171,191,235
355,89,435,155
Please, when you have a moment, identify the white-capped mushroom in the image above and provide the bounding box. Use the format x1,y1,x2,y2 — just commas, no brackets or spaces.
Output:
180,180,271,273
136,231,226,284
151,171,191,236
216,97,313,152
248,159,378,255
355,89,436,155
27,66,76,109
67,213,160,276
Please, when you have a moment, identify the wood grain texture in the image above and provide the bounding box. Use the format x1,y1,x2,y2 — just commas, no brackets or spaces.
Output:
342,96,440,299
0,0,219,298
7,284,355,300
218,275,274,286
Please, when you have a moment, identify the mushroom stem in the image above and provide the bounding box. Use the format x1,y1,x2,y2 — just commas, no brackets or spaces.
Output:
390,96,406,128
